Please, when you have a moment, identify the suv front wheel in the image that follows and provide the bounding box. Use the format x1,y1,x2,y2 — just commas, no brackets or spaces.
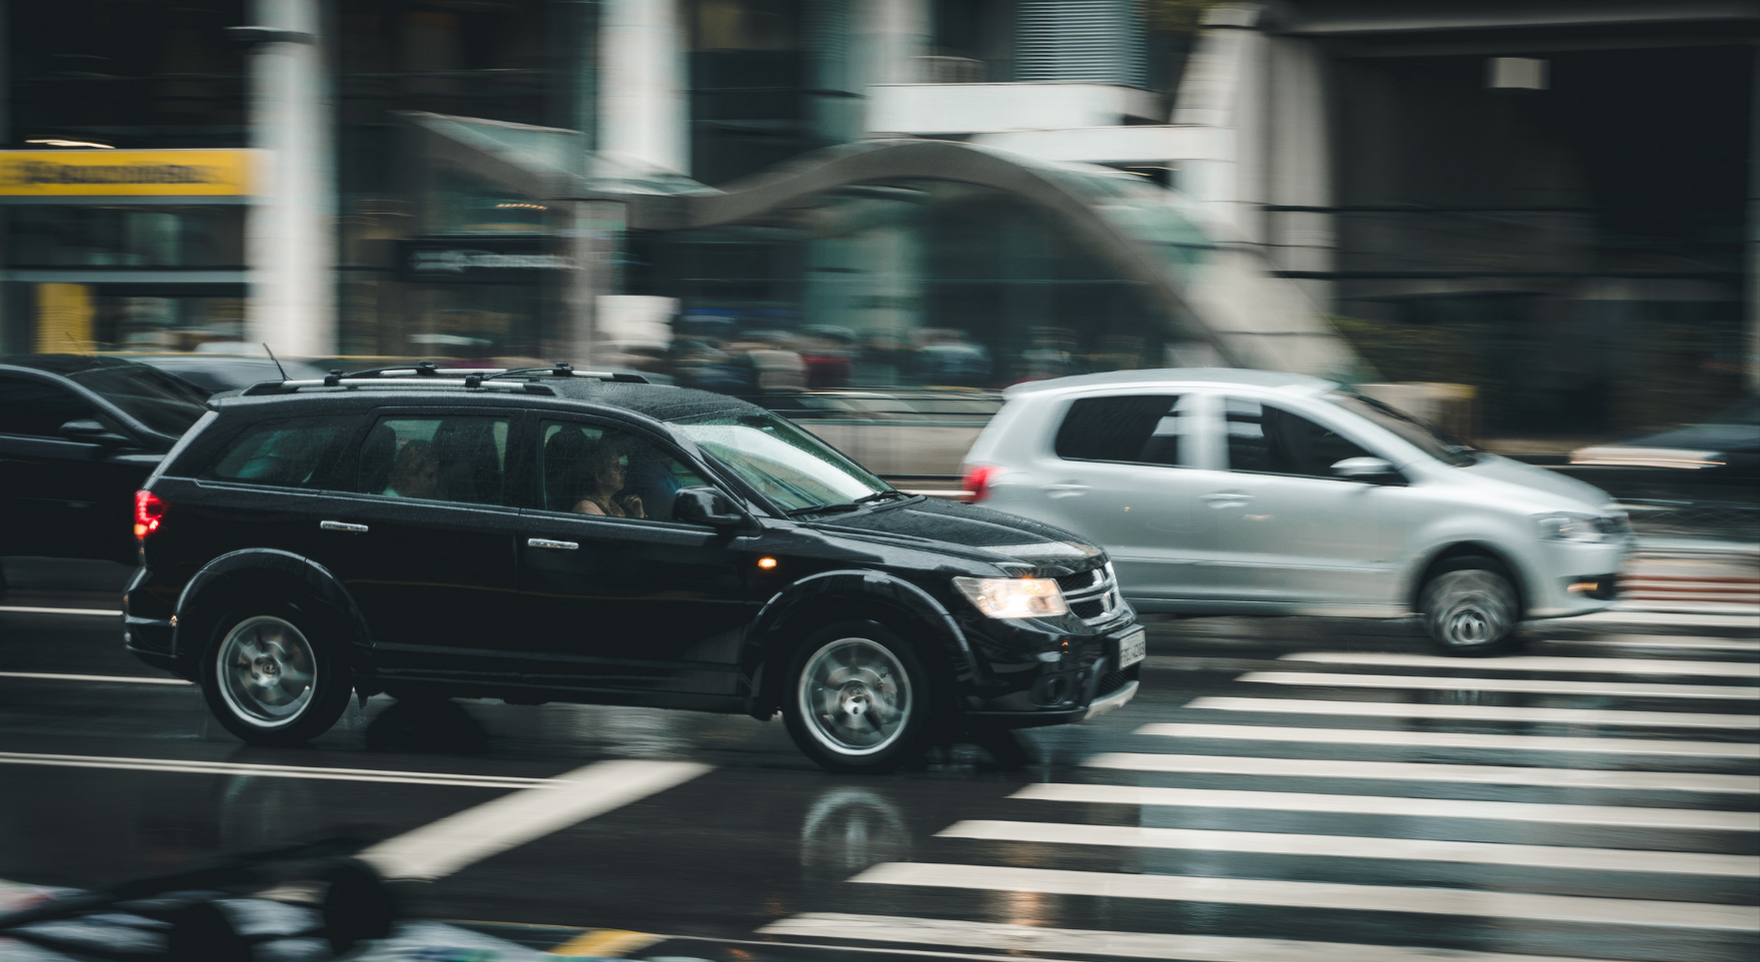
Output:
1420,557,1522,656
784,620,932,773
201,604,352,746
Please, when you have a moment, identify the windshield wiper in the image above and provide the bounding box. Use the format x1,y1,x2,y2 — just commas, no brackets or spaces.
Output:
853,490,913,505
785,502,865,517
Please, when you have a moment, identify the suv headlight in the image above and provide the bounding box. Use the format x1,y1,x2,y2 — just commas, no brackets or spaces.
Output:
1534,512,1626,543
953,576,1069,619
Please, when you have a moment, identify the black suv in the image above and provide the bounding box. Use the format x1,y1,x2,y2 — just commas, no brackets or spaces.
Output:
123,366,1142,771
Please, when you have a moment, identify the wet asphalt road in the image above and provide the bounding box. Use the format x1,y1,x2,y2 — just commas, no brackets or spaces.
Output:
1,557,1756,962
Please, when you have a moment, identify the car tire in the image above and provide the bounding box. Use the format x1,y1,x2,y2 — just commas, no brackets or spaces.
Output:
200,602,352,746
783,620,933,774
1419,556,1522,656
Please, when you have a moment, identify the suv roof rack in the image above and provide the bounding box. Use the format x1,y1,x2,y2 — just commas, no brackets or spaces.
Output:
236,361,650,397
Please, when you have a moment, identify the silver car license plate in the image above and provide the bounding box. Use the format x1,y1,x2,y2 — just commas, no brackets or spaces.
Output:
1115,628,1146,668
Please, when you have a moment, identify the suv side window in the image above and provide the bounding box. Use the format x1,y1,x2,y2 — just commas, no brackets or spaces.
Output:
357,416,511,505
539,420,705,522
1224,397,1373,478
199,417,350,488
0,374,99,438
1054,394,1191,467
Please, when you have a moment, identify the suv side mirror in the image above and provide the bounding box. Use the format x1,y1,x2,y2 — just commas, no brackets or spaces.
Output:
1331,456,1402,484
59,418,133,448
672,486,747,529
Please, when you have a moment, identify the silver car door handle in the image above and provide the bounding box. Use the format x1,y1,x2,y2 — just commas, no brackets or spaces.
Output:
319,520,369,534
1043,482,1091,499
1202,492,1253,505
527,538,579,551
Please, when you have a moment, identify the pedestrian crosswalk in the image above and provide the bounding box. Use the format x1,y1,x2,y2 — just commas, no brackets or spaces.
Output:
758,628,1760,962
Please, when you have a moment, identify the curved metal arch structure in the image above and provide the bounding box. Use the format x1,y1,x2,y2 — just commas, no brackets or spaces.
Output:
608,139,1242,366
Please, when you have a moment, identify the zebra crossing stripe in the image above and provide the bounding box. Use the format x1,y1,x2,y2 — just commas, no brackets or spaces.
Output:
1236,670,1759,701
1012,782,1760,831
849,863,1759,931
937,820,1760,877
758,912,1611,962
1135,722,1760,758
1560,636,1760,652
1186,696,1760,729
1277,652,1760,678
1084,752,1760,793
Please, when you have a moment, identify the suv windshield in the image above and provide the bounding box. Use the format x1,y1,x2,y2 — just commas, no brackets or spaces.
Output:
1327,391,1477,467
671,412,888,512
69,365,209,437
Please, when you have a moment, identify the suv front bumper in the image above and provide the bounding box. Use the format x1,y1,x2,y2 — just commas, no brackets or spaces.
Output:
961,620,1144,729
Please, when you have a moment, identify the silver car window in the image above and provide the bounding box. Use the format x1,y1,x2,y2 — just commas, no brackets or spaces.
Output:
1053,394,1195,467
1224,397,1375,478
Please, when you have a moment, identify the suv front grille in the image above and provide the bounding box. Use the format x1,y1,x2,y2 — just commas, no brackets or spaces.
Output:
1061,564,1124,627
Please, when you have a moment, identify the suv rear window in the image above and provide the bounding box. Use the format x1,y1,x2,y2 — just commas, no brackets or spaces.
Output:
200,417,350,488
1054,395,1188,466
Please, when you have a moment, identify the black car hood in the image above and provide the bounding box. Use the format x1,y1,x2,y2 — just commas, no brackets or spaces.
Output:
1632,422,1760,454
808,497,1105,572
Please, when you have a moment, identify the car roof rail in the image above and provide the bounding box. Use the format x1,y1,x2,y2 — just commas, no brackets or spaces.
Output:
488,362,650,384
238,377,555,397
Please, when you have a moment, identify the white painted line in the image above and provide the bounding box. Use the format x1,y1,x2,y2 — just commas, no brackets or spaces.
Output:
1574,610,1760,628
759,912,1607,962
359,759,709,881
0,751,550,789
1552,636,1760,652
1136,722,1760,759
1084,752,1760,793
1278,652,1760,678
0,671,191,686
850,863,1759,931
938,820,1760,877
1238,670,1759,701
1012,782,1760,832
0,605,122,617
1187,696,1760,730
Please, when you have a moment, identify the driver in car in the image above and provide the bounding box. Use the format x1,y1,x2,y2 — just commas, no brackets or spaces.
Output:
572,443,645,518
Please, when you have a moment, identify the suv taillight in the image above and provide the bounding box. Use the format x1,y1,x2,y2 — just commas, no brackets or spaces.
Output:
962,464,1002,503
134,490,166,539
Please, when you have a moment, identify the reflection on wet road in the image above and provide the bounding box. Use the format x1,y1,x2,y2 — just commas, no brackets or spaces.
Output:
0,562,1754,962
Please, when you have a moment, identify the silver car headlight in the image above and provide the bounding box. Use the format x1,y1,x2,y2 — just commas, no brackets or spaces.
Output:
1534,512,1625,543
953,576,1069,619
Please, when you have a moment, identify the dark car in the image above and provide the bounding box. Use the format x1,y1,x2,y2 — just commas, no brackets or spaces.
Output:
0,355,210,563
122,366,1142,772
1569,394,1760,503
129,354,332,394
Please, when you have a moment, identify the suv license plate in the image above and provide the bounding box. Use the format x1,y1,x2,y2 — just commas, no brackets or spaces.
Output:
1116,628,1146,669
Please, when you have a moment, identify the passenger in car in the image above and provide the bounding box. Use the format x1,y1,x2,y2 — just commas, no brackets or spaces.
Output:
383,440,438,499
572,442,644,518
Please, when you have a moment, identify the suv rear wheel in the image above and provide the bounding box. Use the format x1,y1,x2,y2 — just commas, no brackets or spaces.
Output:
1420,557,1521,656
784,620,932,773
201,603,351,746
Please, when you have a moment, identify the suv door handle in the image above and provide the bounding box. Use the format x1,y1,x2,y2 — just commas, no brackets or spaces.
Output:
527,538,579,551
1043,482,1091,499
319,520,369,534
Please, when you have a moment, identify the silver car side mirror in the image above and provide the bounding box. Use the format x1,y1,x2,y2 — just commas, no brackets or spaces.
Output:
1331,456,1399,482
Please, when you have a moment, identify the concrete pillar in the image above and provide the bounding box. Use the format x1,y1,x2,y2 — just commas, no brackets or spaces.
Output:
245,0,336,358
598,0,688,174
1169,4,1266,242
567,201,626,368
806,0,861,144
1266,36,1335,314
859,0,931,95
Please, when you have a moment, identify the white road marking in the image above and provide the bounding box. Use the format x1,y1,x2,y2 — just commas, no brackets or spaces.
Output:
1137,722,1760,759
0,750,550,788
850,863,1759,931
1085,752,1760,793
1186,696,1760,730
0,671,191,686
1012,782,1760,831
1237,670,1759,701
1558,636,1760,652
0,605,122,616
358,759,709,881
759,912,1610,962
1571,611,1760,628
937,820,1759,877
1278,652,1760,678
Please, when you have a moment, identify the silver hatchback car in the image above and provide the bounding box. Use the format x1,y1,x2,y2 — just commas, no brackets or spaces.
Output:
962,369,1634,654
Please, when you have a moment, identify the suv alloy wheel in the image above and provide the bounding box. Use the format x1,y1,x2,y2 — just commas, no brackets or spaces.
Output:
784,620,932,773
200,603,353,746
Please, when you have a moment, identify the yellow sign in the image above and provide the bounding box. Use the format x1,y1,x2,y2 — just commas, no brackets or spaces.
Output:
0,149,253,197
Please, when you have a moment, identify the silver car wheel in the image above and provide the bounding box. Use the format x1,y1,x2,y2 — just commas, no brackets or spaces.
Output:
1424,569,1516,649
215,615,317,728
796,637,913,757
